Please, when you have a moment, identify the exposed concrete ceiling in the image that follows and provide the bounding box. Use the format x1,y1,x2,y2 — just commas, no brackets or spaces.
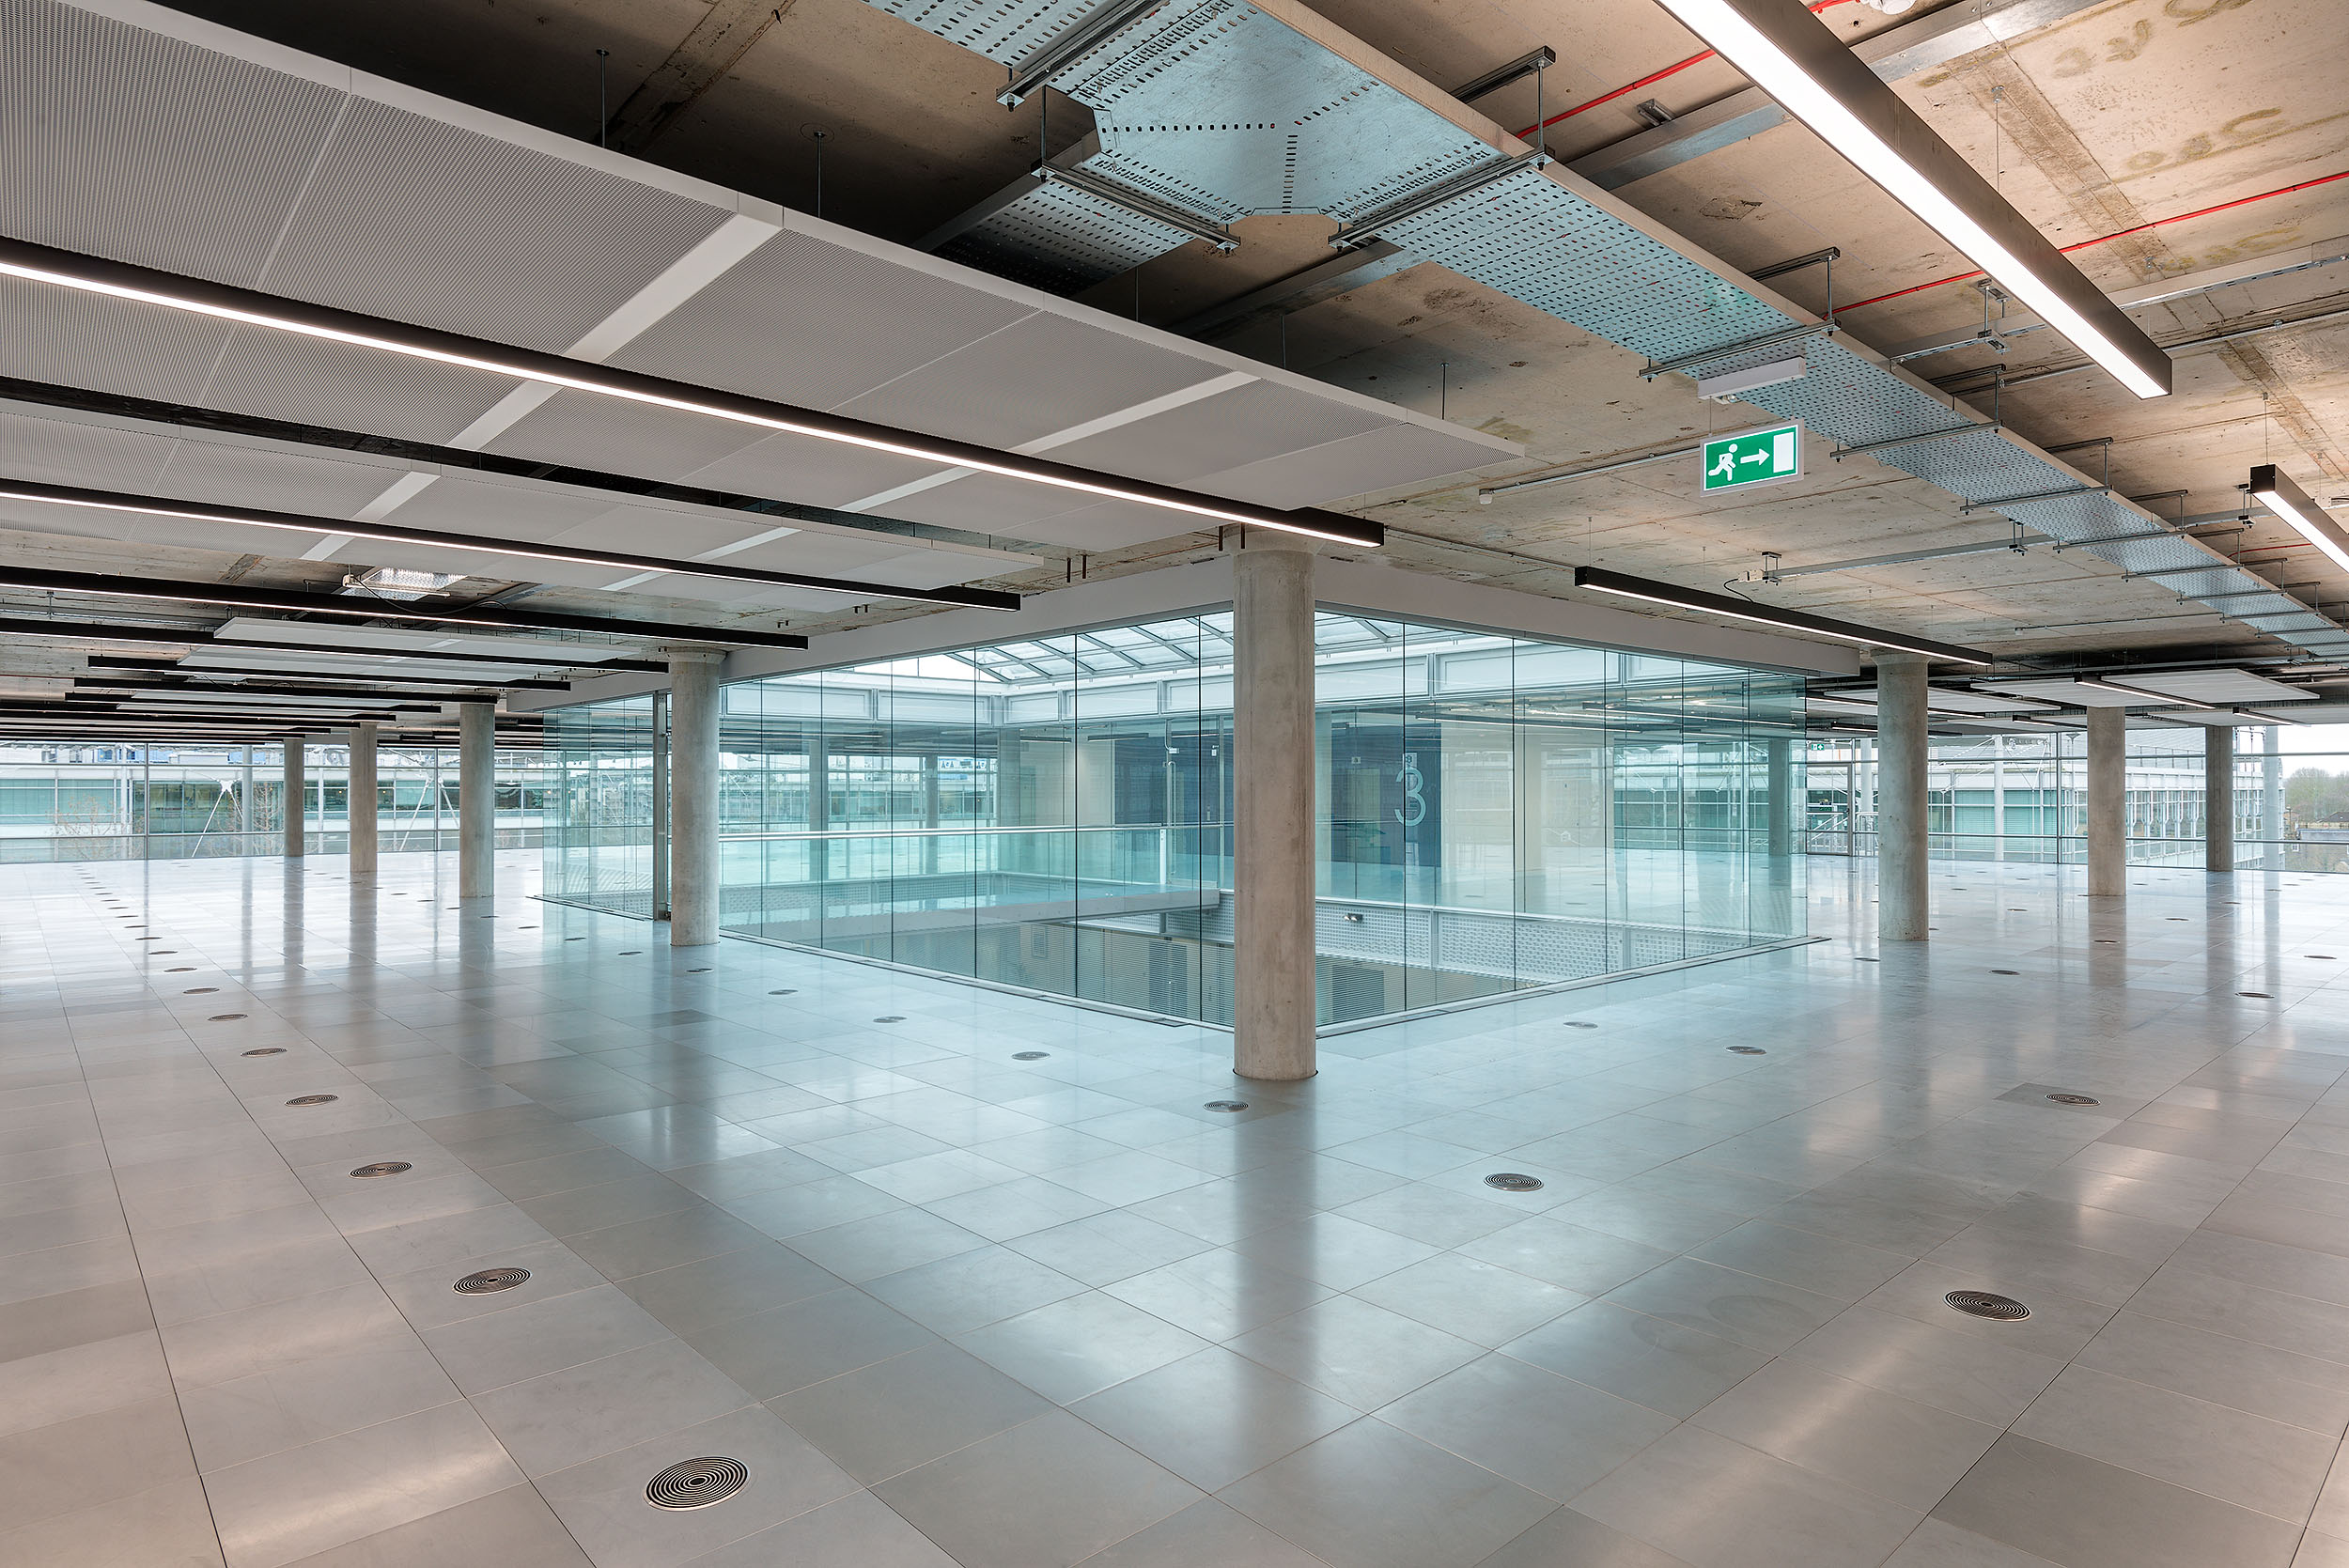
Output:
3,0,2346,731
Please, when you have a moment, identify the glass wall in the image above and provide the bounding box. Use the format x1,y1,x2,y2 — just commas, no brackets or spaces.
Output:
0,738,551,862
1807,726,2333,869
599,610,1811,1030
542,696,663,916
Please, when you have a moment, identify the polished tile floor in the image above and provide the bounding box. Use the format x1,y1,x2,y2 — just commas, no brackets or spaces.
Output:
10,850,2349,1567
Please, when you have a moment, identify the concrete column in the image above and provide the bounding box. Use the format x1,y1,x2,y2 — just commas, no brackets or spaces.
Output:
1765,737,1793,861
667,651,723,947
1875,653,1930,941
459,702,494,899
2206,723,2235,875
282,738,305,859
2263,724,2283,868
1232,536,1316,1080
2087,705,2126,896
348,722,378,875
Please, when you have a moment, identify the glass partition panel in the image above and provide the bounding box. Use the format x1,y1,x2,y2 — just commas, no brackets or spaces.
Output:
685,610,1806,1030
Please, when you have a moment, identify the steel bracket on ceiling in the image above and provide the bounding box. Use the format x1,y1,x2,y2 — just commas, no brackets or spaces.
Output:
1831,423,1999,461
1034,164,1237,251
1326,152,1548,250
1454,46,1556,103
1959,484,2113,515
998,0,1165,105
1639,320,1835,381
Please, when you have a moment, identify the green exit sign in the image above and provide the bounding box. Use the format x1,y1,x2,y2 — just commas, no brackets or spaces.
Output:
1701,422,1803,492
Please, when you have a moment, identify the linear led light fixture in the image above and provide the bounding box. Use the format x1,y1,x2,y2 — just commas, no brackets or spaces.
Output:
0,237,1379,549
0,479,1021,613
1643,0,2170,399
2075,677,2221,710
2248,465,2349,574
0,564,806,649
1573,566,1992,664
2240,706,2312,726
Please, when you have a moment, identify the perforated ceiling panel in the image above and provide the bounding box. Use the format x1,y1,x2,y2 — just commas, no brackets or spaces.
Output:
863,0,2348,657
0,0,348,283
605,227,1039,411
4,0,1512,594
829,311,1225,451
259,98,735,355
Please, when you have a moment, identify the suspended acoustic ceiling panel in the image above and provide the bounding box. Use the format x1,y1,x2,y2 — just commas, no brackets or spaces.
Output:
0,0,1516,601
863,0,2349,660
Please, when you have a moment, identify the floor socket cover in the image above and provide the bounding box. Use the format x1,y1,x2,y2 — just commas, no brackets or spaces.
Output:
1013,1051,1049,1060
1485,1172,1545,1191
1728,1046,1766,1054
350,1161,412,1178
454,1267,532,1295
874,1016,905,1022
1946,1289,2030,1320
2045,1092,2101,1107
1204,1100,1248,1112
646,1457,747,1510
241,1047,285,1056
286,1094,339,1106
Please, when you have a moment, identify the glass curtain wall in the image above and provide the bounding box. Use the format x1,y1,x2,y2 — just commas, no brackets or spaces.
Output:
672,612,1807,1030
1811,727,2323,868
0,739,550,862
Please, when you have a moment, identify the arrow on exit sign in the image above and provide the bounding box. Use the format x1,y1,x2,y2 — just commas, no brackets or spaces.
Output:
1700,422,1802,492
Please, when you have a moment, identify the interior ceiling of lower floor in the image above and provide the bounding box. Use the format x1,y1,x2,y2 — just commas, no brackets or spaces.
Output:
1,0,2344,728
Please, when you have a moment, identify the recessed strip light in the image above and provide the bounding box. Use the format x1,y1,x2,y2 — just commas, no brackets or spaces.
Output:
2248,464,2349,573
0,564,806,649
2075,677,2221,710
0,478,1021,612
1573,566,1991,665
0,237,1383,549
1643,0,2170,399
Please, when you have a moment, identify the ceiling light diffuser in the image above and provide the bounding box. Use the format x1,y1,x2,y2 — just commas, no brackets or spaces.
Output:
1644,0,2170,399
2248,464,2349,574
1574,566,1991,664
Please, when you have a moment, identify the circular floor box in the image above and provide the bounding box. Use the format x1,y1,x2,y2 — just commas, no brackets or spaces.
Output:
1946,1289,2030,1321
1485,1172,1544,1192
646,1457,747,1510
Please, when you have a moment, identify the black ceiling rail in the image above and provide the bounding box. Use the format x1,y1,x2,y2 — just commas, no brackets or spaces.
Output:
0,476,1022,613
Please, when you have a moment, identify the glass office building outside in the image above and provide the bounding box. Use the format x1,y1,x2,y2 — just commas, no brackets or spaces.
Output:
542,610,1812,1031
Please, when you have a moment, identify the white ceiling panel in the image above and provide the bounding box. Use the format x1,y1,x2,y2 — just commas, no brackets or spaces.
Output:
604,226,1040,411
0,0,1520,625
211,619,636,661
1045,380,1391,488
258,96,734,354
176,648,556,681
0,0,350,284
2118,669,2315,704
830,312,1236,450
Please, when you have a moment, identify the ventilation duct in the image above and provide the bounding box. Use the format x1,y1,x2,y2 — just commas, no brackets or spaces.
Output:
867,0,2349,661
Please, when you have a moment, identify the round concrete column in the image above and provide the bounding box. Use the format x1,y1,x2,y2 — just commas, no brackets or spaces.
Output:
282,738,305,859
348,722,378,875
2205,723,2234,875
1232,535,1317,1080
2087,705,2126,896
666,651,724,948
1875,653,1929,941
459,702,495,900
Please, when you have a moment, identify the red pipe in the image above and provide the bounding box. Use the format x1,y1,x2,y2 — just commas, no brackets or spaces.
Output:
1829,170,2349,315
1511,0,1854,140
